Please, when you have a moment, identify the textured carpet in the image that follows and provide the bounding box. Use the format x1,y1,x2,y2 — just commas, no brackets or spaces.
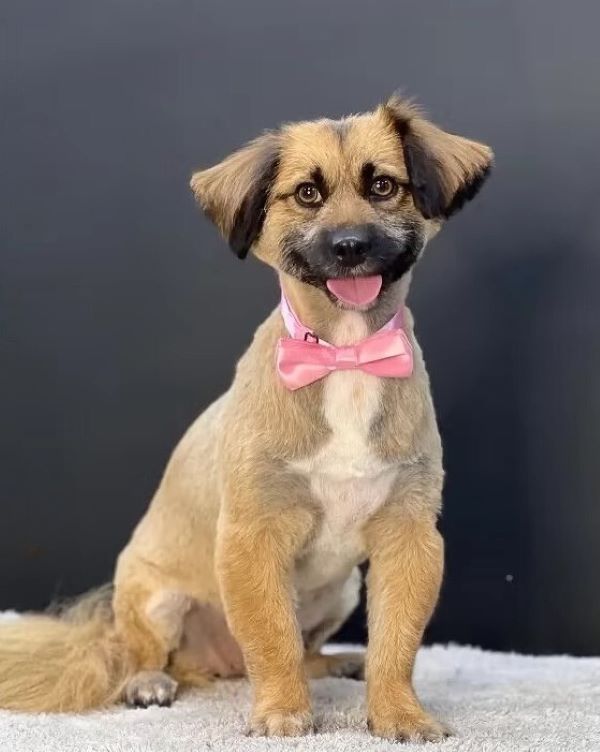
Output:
1,610,599,751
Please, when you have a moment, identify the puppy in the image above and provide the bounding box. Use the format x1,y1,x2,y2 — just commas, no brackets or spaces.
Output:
0,94,492,741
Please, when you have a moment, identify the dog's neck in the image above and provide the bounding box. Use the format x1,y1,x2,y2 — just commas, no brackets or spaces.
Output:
278,273,411,346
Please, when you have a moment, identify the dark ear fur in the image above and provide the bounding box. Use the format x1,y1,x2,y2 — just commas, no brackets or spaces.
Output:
227,155,280,258
190,132,280,258
384,95,493,219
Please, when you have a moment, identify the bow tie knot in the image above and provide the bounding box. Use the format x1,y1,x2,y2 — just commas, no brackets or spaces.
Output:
334,345,359,367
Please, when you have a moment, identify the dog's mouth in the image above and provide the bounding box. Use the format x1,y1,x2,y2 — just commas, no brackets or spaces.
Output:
280,223,425,309
325,275,383,307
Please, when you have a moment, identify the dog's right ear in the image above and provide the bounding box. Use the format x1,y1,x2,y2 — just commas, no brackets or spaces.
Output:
190,132,280,259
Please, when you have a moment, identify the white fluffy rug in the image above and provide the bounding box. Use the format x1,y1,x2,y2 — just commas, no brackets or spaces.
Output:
1,610,599,751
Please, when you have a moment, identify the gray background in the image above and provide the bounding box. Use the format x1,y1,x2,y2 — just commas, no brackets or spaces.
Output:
1,1,599,654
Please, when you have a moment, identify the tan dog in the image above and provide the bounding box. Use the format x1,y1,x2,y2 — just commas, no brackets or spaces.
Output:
0,94,492,742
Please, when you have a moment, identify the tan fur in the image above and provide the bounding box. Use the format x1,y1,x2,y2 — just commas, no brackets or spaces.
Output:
0,588,132,712
216,490,316,734
0,94,492,740
364,500,448,741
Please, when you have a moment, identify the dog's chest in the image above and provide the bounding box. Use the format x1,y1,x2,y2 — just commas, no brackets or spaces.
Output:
291,314,398,590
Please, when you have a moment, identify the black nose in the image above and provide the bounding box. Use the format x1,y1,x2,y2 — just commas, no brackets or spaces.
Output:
330,227,371,267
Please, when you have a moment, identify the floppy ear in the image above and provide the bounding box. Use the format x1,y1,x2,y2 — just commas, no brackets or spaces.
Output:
190,132,280,258
384,94,493,219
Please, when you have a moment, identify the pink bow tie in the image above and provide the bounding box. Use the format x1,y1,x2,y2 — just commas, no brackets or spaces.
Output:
276,293,413,390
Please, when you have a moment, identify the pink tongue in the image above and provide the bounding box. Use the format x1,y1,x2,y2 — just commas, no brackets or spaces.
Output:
326,275,383,306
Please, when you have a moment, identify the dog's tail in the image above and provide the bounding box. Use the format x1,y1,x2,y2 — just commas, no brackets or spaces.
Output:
0,585,135,712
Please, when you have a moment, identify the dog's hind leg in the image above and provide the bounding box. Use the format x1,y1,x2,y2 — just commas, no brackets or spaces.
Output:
301,567,364,679
169,601,245,685
113,585,193,708
300,567,361,650
304,650,364,680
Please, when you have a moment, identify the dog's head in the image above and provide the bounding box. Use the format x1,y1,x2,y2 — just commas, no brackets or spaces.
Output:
191,94,493,310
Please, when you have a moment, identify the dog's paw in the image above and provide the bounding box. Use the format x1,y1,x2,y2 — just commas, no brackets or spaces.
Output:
247,709,314,737
368,711,452,743
124,670,178,708
327,651,365,680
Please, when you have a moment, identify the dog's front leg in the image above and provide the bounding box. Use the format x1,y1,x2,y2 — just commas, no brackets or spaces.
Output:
216,489,315,737
364,497,451,743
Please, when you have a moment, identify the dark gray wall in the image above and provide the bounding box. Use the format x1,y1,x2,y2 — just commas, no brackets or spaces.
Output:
1,1,599,654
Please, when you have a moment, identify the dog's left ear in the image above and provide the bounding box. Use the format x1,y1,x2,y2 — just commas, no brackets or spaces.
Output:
190,131,280,258
384,95,493,219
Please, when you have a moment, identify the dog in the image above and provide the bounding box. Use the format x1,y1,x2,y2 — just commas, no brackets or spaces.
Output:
0,93,492,742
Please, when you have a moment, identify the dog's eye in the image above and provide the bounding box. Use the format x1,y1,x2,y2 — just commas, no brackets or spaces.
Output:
295,182,323,207
370,176,398,199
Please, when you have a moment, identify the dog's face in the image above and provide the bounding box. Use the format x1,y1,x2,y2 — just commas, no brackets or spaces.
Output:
191,95,493,310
